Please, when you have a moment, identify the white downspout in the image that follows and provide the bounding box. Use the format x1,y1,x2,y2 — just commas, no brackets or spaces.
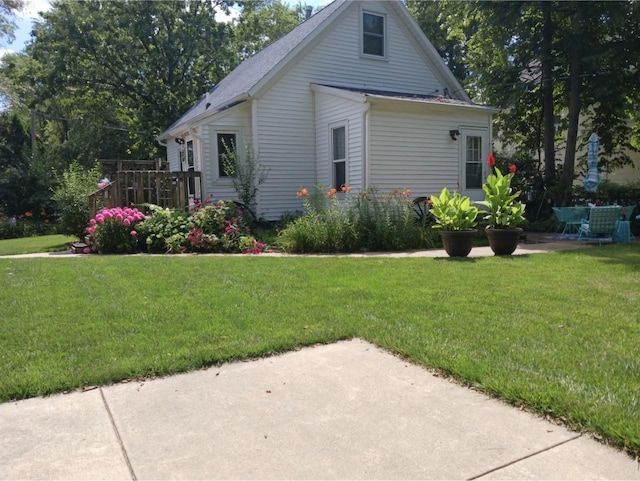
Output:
251,98,261,215
363,102,371,190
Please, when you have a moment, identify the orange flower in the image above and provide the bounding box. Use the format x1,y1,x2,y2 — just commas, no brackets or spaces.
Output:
24,211,33,217
327,188,337,198
341,185,352,193
302,188,309,196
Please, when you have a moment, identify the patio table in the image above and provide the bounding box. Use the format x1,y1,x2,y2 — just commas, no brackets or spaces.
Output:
553,206,589,238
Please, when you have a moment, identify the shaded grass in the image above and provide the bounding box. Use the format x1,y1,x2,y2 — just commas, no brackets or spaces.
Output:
0,234,75,256
0,244,639,454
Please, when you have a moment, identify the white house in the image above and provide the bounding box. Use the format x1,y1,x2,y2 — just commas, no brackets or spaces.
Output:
157,0,498,220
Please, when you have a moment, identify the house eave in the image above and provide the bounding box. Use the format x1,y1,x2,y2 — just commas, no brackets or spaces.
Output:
367,94,500,113
157,95,250,142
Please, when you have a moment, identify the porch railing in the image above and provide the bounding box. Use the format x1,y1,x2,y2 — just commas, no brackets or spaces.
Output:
88,171,202,219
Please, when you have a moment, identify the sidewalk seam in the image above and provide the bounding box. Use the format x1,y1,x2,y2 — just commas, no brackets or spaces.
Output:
100,387,138,481
466,434,583,480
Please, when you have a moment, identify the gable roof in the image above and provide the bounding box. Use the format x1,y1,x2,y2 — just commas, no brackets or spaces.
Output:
159,0,473,140
159,0,347,139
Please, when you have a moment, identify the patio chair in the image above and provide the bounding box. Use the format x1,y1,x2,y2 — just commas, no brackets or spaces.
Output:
553,206,589,238
577,206,622,245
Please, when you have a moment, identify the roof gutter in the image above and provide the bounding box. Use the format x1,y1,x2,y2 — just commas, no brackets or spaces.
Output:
188,93,251,127
157,93,251,142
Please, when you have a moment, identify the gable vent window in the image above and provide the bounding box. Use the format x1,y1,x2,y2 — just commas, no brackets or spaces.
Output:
362,12,385,57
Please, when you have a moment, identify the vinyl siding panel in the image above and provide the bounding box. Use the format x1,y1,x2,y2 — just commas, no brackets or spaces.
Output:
368,102,491,196
314,90,366,192
198,103,252,203
167,143,180,172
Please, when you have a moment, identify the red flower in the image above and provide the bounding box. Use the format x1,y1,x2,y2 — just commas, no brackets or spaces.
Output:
488,153,496,167
509,164,517,174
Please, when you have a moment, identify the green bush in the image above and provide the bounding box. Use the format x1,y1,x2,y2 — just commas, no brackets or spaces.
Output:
136,200,264,254
0,217,56,240
136,205,192,253
52,161,101,239
86,207,145,254
276,186,436,253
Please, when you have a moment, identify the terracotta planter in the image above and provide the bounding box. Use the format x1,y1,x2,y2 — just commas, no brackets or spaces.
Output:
439,229,477,257
485,227,523,255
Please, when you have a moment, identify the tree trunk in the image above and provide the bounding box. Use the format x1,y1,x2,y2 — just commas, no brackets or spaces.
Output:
541,1,556,187
562,2,587,202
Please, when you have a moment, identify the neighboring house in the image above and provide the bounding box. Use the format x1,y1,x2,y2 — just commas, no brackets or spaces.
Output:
157,0,498,220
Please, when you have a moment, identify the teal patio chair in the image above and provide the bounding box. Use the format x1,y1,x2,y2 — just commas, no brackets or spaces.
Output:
578,206,622,245
553,206,589,238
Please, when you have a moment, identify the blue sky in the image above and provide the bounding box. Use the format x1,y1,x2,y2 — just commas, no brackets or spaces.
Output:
2,0,332,57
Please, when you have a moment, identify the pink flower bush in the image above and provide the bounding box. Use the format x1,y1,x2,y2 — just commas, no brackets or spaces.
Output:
242,239,265,255
85,207,146,254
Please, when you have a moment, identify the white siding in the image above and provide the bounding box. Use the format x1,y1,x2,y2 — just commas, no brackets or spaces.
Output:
314,90,366,192
253,2,447,219
368,101,492,196
197,103,252,204
167,142,180,172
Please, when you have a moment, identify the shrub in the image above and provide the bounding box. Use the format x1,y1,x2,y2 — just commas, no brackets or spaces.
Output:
136,200,264,254
52,161,102,239
221,143,268,223
86,207,145,254
136,205,192,253
355,188,428,251
0,215,57,240
276,186,435,253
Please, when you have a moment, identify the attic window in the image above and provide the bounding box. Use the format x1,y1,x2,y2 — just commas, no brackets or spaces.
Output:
362,12,385,57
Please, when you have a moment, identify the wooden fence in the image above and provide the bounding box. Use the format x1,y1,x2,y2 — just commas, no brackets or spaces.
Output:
88,171,202,219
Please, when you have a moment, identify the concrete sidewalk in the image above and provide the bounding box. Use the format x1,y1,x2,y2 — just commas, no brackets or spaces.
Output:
1,339,637,480
0,235,585,259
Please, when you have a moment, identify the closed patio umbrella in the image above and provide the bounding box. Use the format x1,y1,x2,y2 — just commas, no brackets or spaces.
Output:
583,132,600,193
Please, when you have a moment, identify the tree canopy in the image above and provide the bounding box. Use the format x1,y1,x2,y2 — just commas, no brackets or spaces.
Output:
0,0,24,45
407,0,640,200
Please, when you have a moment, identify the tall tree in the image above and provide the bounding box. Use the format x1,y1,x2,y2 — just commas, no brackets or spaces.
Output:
409,1,640,201
25,0,237,162
0,0,24,45
234,0,307,60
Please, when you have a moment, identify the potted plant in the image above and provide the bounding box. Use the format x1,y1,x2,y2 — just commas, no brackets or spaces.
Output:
429,187,479,257
477,153,526,255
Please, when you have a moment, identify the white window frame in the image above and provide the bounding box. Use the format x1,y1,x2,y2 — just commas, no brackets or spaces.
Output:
459,126,489,201
330,122,348,190
361,10,387,59
181,136,201,202
214,129,241,180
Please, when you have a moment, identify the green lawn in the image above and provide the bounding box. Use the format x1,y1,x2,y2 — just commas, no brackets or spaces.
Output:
0,234,75,256
1,244,639,455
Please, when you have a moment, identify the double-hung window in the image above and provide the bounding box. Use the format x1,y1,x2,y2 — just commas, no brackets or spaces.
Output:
331,125,346,190
217,132,237,178
362,12,385,57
